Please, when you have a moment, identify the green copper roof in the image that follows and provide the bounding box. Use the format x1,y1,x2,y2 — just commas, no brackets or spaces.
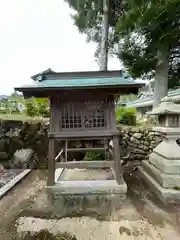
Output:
15,70,144,96
21,77,140,89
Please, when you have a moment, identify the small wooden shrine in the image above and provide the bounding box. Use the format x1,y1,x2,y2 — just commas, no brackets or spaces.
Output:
15,69,143,199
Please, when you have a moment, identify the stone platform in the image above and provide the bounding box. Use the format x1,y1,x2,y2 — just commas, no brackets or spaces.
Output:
138,160,180,205
46,168,127,215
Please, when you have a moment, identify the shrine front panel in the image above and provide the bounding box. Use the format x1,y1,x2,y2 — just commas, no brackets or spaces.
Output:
50,97,115,132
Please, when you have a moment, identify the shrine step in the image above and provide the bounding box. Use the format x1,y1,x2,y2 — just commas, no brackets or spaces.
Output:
46,179,127,195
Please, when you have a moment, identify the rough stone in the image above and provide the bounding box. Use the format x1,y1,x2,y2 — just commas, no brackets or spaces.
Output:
130,136,140,144
11,149,34,168
0,120,170,169
0,120,48,169
0,152,9,161
133,132,143,139
119,127,163,163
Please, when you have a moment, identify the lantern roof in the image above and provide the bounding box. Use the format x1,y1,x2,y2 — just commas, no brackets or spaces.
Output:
149,96,180,115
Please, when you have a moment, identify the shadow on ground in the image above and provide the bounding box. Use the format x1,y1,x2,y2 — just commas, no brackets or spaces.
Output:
124,166,180,230
1,169,180,239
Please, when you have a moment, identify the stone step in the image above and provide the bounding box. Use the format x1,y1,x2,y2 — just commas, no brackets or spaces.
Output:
138,166,180,205
149,152,180,174
142,160,180,189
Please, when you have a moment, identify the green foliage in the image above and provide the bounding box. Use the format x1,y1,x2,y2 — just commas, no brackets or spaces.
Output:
25,100,38,117
38,103,50,118
84,151,105,161
25,98,50,118
11,109,21,114
116,107,136,126
66,0,180,89
66,0,122,57
35,98,50,118
0,108,8,114
115,0,180,88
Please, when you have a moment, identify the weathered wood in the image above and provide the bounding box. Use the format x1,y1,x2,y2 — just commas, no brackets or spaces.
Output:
47,139,55,186
56,160,113,169
65,140,68,162
110,99,117,132
112,136,122,184
55,150,63,161
67,147,106,152
48,131,119,139
108,148,114,159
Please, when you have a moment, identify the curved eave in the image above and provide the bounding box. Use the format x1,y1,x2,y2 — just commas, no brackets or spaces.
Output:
15,84,143,98
126,100,153,108
150,110,180,115
15,84,142,91
126,94,180,108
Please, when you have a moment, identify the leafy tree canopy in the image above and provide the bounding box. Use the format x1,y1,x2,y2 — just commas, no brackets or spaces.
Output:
116,0,180,89
66,0,180,89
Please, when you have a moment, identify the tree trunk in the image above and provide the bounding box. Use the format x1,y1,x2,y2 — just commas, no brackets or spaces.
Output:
99,0,109,71
153,44,169,107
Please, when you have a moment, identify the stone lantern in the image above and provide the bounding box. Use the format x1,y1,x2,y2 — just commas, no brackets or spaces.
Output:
152,97,180,128
139,96,180,204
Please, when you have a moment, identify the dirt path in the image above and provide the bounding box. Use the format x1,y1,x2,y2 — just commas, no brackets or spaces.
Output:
0,170,47,239
1,169,180,239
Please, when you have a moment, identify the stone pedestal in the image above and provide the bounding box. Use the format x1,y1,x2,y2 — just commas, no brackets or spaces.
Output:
139,97,180,204
46,168,127,216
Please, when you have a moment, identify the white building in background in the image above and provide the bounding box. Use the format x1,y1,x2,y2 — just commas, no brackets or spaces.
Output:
126,79,180,120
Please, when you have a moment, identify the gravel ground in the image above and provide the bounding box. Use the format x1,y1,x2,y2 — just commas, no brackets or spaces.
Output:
16,212,180,240
0,171,47,240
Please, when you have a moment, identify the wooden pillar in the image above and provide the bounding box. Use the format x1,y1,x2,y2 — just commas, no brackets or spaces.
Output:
113,135,122,184
47,138,55,186
65,140,68,162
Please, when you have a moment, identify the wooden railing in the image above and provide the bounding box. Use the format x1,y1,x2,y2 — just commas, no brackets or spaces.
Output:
47,132,122,186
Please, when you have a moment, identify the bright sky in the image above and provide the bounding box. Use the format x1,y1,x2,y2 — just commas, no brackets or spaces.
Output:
0,0,122,95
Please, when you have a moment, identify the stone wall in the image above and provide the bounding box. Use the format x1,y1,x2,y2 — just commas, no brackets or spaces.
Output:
0,120,49,169
119,127,163,163
1,120,178,169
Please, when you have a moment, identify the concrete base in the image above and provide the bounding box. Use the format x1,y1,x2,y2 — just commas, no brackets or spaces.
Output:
138,165,180,205
149,152,180,174
46,168,127,215
152,137,180,160
142,160,180,189
50,192,126,216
